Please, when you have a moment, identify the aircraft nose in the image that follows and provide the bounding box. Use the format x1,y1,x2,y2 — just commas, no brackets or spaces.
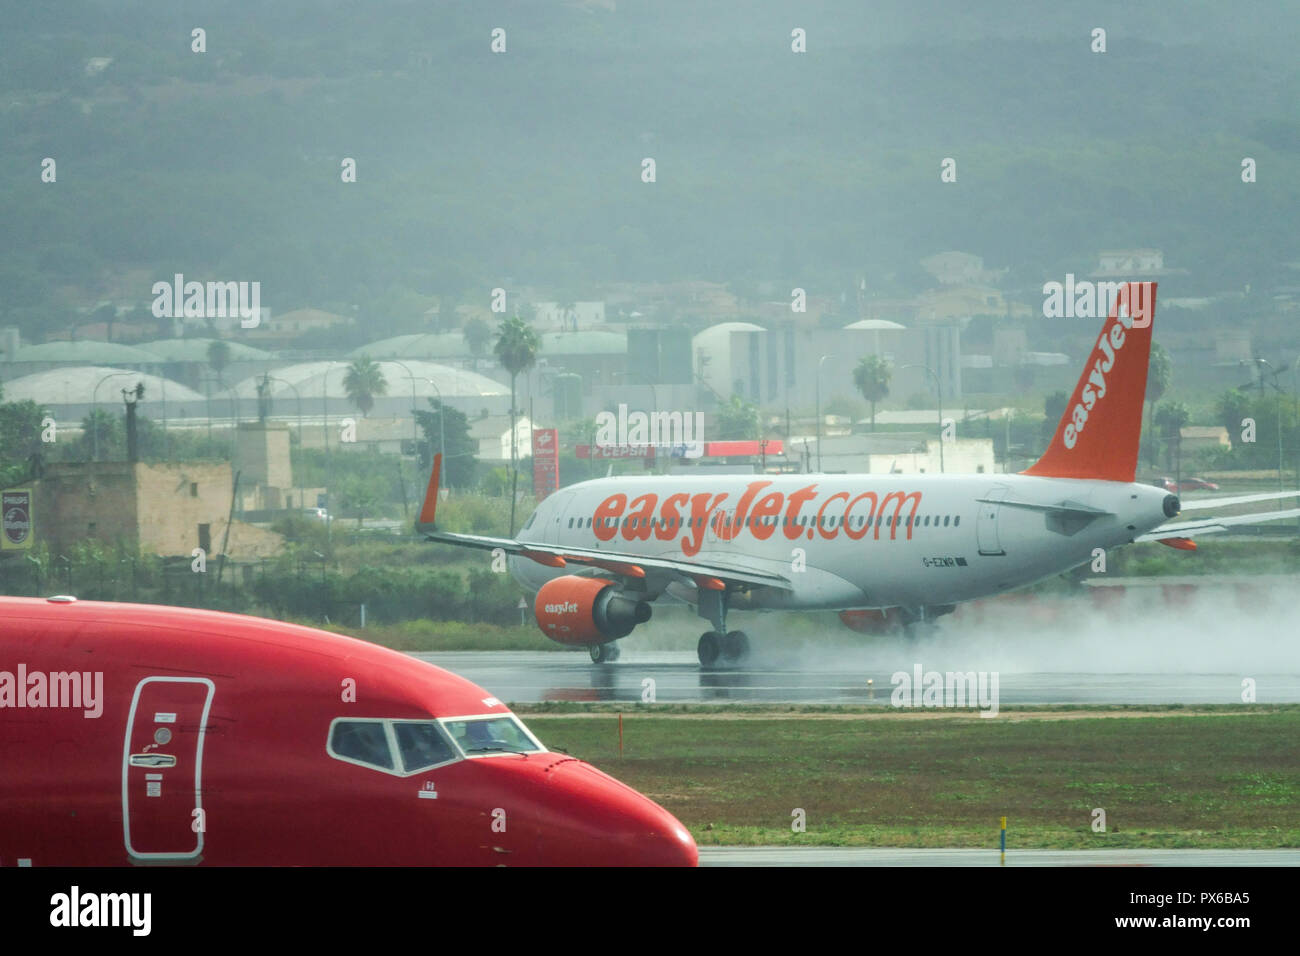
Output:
537,760,698,867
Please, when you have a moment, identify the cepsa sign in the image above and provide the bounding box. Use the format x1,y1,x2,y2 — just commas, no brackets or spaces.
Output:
532,429,559,501
591,480,923,557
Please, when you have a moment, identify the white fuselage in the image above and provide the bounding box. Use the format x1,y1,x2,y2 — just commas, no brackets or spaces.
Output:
509,473,1174,612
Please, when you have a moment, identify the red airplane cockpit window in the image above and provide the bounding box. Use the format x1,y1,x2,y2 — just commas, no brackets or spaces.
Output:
394,721,458,772
330,721,395,770
442,716,543,756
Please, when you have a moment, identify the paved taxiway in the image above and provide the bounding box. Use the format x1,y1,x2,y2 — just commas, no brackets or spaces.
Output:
411,651,1300,706
699,848,1300,866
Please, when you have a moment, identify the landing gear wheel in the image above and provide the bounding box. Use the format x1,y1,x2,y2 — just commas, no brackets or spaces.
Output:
589,642,621,664
721,630,750,663
697,631,723,668
902,620,937,642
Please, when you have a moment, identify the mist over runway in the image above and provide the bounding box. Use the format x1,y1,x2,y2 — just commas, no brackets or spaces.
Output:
411,650,1300,706
413,586,1300,705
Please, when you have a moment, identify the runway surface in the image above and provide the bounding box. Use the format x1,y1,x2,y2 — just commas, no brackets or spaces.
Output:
410,651,1300,706
699,848,1300,866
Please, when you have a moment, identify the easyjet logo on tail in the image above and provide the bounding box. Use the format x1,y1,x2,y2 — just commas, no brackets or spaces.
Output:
1022,281,1156,483
590,481,924,557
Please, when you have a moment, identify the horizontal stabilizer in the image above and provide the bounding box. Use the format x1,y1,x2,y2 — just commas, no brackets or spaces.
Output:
1176,490,1300,512
1135,507,1300,542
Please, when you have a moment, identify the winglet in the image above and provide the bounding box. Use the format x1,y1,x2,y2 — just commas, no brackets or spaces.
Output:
1022,281,1156,483
417,453,442,531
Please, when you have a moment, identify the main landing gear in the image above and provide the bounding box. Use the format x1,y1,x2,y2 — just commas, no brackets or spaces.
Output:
898,604,956,641
695,587,751,668
697,629,750,668
589,642,621,664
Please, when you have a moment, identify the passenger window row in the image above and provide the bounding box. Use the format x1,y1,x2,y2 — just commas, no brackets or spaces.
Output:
566,514,961,530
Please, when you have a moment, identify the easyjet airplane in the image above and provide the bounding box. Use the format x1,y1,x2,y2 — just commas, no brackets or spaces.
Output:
0,597,697,866
418,282,1300,667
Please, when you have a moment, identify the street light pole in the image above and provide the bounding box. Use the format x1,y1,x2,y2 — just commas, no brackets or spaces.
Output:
265,374,304,510
902,363,945,474
617,370,660,470
160,375,167,461
815,355,830,473
91,371,136,460
219,383,239,457
385,359,420,449
1255,359,1284,492
411,373,446,467
321,363,346,550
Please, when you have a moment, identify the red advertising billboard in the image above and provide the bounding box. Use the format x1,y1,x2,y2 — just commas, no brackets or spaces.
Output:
574,439,784,460
532,428,560,500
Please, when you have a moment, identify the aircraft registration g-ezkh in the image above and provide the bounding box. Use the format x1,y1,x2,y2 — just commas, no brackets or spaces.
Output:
0,597,697,866
418,282,1300,667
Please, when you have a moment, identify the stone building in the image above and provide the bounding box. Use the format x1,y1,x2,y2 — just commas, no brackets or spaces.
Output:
31,461,283,559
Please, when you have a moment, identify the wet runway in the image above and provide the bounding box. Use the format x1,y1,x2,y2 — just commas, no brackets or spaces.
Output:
410,651,1300,706
699,848,1300,866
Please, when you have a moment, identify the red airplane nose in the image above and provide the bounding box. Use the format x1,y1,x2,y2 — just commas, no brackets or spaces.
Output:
533,759,698,866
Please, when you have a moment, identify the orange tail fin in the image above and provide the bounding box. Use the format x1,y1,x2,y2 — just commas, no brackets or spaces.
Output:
417,453,442,528
1022,281,1156,482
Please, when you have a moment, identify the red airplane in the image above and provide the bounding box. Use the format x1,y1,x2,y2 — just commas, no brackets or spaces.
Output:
0,596,697,866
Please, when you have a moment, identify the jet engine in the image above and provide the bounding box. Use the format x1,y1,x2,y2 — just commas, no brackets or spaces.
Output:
534,576,652,646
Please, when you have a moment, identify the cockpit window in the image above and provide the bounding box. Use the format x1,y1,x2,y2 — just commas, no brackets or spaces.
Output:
442,716,543,755
394,721,457,772
330,720,395,770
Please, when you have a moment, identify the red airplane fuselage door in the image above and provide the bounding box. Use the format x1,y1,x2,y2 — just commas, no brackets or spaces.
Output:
121,677,215,862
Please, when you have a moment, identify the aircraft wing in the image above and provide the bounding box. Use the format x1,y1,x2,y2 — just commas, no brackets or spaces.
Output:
415,455,793,593
1136,507,1300,544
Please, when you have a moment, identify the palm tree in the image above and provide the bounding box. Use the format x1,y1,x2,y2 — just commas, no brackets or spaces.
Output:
206,339,231,387
494,315,541,531
1216,389,1251,446
343,356,388,417
1145,342,1172,466
463,317,491,370
852,354,891,431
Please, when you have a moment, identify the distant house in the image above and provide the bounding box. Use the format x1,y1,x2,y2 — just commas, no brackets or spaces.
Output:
470,416,533,463
1089,249,1186,279
920,252,1007,287
1180,426,1231,452
532,302,606,330
265,308,351,334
